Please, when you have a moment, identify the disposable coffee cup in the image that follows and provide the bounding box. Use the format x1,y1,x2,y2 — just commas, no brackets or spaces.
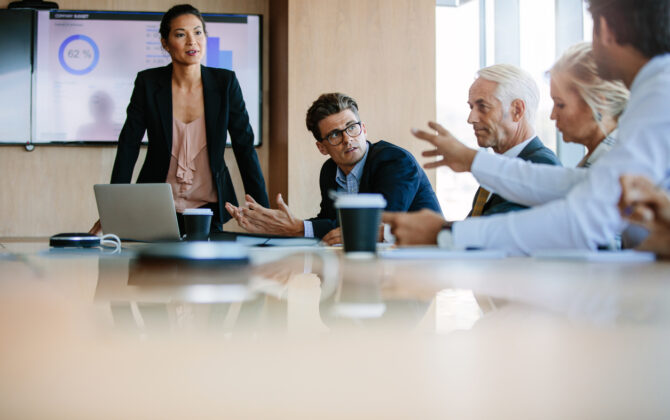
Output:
334,194,387,258
183,208,213,241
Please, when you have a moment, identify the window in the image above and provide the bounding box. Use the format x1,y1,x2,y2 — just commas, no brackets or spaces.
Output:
435,2,481,220
435,0,591,220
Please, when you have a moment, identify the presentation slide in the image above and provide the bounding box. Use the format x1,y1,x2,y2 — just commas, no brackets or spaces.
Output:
33,10,261,144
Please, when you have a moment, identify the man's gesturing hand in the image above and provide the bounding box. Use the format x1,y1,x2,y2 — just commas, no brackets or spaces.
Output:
382,209,446,246
412,121,477,173
225,193,304,237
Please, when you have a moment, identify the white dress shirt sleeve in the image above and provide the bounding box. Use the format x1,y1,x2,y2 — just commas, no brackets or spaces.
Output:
471,151,588,206
454,124,670,255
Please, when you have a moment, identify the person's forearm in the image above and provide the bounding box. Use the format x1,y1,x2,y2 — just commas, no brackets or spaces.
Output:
462,148,477,172
453,167,623,255
471,151,586,206
288,219,305,237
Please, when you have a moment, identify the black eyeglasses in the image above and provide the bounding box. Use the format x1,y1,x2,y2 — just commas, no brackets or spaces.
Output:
321,121,363,146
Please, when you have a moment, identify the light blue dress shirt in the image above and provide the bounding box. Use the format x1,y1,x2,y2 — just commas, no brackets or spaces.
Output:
303,146,370,238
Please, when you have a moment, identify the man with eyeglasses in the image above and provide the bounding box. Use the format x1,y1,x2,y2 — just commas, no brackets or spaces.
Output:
225,92,441,244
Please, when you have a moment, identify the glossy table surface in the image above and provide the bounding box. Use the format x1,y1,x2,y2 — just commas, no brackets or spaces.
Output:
1,239,669,419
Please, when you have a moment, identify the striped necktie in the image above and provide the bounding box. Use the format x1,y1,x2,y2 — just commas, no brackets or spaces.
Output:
470,187,490,217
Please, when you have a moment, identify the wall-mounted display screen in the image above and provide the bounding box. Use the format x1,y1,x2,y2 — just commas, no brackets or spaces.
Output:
0,9,261,145
0,10,33,143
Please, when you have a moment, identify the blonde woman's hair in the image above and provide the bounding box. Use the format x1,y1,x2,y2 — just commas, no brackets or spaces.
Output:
550,42,629,136
477,64,540,125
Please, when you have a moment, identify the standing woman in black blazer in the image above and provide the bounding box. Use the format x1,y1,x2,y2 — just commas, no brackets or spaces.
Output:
91,4,268,234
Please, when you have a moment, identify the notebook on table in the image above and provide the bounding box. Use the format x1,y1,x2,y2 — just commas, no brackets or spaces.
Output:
211,231,320,247
94,183,181,242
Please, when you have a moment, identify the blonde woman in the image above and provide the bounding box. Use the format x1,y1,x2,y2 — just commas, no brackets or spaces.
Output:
549,42,629,168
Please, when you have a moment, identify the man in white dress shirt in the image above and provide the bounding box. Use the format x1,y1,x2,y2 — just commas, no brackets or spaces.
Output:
383,0,670,255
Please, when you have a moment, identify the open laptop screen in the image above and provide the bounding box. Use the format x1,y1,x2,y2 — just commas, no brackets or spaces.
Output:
94,183,181,242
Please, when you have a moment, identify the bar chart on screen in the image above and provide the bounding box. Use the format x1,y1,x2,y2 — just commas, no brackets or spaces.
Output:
206,37,233,70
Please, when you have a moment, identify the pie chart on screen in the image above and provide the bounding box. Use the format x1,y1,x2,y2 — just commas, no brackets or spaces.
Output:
58,34,100,75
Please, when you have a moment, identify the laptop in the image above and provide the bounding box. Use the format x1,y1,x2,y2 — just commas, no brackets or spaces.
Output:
94,183,181,242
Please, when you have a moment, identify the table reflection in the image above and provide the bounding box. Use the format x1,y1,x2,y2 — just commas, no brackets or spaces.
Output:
92,250,499,337
2,240,670,418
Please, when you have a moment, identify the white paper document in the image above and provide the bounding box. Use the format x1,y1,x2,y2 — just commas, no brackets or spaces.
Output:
532,249,656,262
379,247,507,260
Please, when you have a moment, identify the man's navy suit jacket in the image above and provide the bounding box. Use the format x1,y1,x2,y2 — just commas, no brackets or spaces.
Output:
470,136,561,217
308,140,442,238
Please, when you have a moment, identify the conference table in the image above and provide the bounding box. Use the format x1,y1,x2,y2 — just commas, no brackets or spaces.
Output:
1,238,669,419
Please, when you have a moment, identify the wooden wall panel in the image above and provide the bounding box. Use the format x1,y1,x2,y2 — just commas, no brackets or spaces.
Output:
285,0,436,219
0,0,269,236
268,0,289,205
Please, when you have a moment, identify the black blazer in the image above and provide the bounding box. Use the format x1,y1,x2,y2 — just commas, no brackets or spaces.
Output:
309,140,442,238
469,136,561,217
110,64,269,229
